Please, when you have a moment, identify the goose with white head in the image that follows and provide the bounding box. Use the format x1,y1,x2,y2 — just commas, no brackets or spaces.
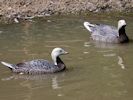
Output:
1,48,68,74
84,20,129,43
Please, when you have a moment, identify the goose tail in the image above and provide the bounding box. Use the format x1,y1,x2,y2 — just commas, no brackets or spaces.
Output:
1,61,15,69
84,22,95,32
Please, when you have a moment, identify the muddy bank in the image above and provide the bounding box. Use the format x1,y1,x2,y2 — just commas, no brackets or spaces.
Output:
0,0,133,23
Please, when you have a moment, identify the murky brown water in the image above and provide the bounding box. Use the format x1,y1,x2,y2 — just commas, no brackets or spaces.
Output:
0,14,133,100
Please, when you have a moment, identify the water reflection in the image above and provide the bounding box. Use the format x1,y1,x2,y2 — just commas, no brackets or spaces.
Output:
118,56,125,69
20,80,32,100
103,53,116,57
21,22,36,58
52,76,61,89
84,39,128,70
93,41,117,49
2,73,65,99
0,31,2,34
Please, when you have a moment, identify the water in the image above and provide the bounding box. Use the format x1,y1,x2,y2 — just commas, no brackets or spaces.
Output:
0,14,133,100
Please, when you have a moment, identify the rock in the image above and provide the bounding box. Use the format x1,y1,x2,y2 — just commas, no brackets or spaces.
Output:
0,0,132,23
14,18,19,23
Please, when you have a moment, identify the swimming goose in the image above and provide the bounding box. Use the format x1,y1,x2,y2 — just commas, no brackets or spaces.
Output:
1,48,68,74
84,20,129,43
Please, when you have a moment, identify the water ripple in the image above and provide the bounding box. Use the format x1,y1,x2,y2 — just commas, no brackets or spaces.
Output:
45,45,70,48
46,40,84,43
0,31,3,34
84,42,91,47
103,53,116,57
97,50,113,53
52,76,61,90
83,51,89,54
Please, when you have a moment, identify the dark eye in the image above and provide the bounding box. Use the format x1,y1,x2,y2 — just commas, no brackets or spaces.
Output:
59,50,62,53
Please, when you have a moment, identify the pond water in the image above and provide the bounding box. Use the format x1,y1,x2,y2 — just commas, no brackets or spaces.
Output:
0,13,133,100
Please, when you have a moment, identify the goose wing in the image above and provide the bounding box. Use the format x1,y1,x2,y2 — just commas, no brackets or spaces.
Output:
17,59,54,69
95,24,118,37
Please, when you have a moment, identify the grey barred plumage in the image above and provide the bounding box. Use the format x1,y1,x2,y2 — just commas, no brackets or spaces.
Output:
84,20,129,43
1,48,68,74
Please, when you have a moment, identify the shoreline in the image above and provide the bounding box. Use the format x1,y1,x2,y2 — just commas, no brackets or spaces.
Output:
0,0,133,23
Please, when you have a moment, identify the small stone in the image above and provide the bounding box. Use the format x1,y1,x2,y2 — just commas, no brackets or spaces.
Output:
14,18,19,23
45,14,51,16
8,7,12,10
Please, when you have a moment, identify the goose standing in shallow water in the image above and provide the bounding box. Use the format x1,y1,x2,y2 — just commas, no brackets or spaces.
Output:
1,48,68,74
84,20,129,43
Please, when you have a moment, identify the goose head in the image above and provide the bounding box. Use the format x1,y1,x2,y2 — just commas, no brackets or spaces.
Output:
118,20,126,30
118,20,129,43
51,48,68,65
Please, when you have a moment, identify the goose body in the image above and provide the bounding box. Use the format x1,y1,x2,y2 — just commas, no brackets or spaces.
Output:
84,20,129,43
1,48,68,74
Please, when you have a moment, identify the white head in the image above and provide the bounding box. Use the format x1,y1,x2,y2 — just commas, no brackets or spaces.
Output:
118,20,126,30
51,48,68,65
